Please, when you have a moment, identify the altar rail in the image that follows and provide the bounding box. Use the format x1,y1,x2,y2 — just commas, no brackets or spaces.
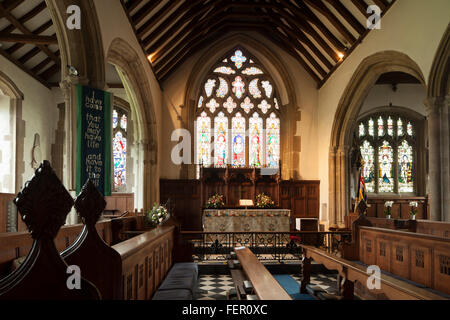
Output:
180,231,351,262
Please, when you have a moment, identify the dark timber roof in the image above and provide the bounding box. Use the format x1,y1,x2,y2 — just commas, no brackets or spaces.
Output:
122,0,396,86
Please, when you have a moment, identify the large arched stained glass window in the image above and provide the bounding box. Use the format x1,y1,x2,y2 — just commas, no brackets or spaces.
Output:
113,107,128,188
357,113,416,194
196,48,281,169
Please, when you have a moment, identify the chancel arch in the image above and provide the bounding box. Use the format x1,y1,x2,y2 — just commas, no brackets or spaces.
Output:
329,51,426,227
106,38,158,210
183,34,300,180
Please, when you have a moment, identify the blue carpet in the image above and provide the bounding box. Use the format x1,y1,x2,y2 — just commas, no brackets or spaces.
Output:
273,275,316,301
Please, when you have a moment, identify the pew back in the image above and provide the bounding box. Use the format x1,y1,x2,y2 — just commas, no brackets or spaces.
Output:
359,226,450,294
113,226,175,300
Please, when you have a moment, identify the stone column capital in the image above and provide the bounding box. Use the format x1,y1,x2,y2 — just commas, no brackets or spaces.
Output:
425,96,447,115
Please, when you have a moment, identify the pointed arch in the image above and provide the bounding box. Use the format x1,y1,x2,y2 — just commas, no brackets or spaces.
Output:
328,51,425,227
106,37,158,209
184,34,300,179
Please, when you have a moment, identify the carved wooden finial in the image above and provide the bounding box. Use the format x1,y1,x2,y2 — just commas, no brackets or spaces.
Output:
14,160,74,239
74,179,106,227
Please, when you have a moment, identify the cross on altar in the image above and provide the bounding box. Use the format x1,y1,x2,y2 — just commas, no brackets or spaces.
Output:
231,50,247,69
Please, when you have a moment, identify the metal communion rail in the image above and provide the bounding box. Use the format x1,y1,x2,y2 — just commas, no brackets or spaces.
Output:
180,231,352,262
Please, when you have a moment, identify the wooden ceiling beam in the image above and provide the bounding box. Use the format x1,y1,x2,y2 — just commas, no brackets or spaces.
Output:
302,0,356,44
18,46,40,64
267,5,336,66
149,6,222,62
143,0,216,49
0,33,57,44
350,0,370,17
0,1,47,34
291,0,347,51
0,3,60,66
0,47,50,88
125,0,142,13
136,0,182,38
39,62,60,81
324,0,366,34
3,0,25,12
8,20,53,56
372,0,389,11
131,0,162,25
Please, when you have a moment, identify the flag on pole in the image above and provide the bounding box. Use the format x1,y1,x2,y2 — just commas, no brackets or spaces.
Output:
355,167,368,214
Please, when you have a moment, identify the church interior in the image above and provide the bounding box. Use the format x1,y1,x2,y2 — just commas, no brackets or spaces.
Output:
0,0,449,302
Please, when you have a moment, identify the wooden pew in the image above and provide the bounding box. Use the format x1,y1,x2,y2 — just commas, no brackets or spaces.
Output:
235,247,292,300
61,180,122,300
300,244,447,300
0,161,100,300
113,225,175,300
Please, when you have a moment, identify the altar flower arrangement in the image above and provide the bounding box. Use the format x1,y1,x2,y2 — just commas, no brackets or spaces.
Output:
256,193,275,209
206,194,225,209
384,201,394,219
146,203,169,227
409,201,418,220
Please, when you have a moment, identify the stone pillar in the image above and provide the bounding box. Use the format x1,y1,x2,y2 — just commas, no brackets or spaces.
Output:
440,96,450,221
425,96,449,221
328,148,337,228
337,145,349,228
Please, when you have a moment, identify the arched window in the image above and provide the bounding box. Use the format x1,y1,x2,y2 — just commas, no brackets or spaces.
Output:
195,48,281,169
113,106,128,190
357,113,417,194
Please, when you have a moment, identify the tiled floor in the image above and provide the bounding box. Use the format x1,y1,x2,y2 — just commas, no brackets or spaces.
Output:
195,273,338,300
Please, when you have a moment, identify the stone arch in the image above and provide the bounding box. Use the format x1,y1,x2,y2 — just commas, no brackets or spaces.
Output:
329,51,426,227
426,25,450,221
184,33,300,179
107,37,158,209
0,71,25,193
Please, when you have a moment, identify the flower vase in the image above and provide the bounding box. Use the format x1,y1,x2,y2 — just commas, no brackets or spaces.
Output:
411,214,416,220
386,215,391,219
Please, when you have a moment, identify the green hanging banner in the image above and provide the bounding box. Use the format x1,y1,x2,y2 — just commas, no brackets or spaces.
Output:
76,84,112,196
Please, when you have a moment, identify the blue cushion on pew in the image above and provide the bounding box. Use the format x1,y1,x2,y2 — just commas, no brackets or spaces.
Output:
152,289,192,300
170,263,198,277
291,293,317,301
158,274,197,294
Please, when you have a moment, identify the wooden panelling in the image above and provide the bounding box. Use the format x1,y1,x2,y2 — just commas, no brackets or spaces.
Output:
113,226,175,300
359,226,450,294
0,193,16,233
160,179,320,231
365,196,429,219
104,193,135,214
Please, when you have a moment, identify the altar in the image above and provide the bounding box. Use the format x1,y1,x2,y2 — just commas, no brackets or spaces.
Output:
203,209,291,232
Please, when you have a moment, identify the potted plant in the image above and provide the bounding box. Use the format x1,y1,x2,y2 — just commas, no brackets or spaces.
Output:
409,201,418,220
384,201,394,219
256,193,275,209
206,194,225,209
145,203,169,228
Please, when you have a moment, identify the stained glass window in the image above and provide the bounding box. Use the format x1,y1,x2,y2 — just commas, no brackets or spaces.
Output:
241,97,254,114
113,107,128,189
216,77,228,98
196,48,280,169
360,141,375,192
232,113,246,167
249,79,262,98
232,76,245,99
356,113,417,194
249,113,263,167
205,79,216,97
197,112,211,166
398,140,414,192
378,141,394,192
266,113,280,168
214,112,228,167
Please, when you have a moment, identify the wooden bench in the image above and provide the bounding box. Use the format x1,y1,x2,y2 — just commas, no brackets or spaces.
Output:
234,247,292,300
300,244,448,300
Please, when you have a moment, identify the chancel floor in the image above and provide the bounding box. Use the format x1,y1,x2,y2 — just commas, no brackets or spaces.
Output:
195,273,338,300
